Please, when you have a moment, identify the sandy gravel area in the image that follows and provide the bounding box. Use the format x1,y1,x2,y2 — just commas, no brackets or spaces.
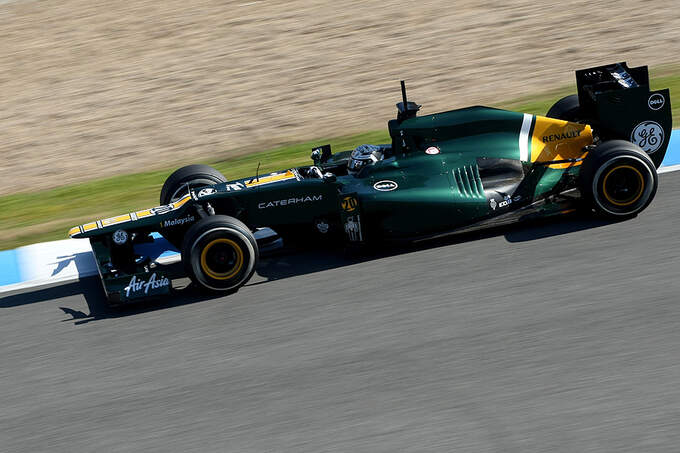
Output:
0,0,678,194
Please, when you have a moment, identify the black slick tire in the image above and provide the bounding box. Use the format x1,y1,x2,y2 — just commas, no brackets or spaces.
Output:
159,165,227,248
546,94,581,122
579,140,658,219
160,164,227,205
181,215,258,294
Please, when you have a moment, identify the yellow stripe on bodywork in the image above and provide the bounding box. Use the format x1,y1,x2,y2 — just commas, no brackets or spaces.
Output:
530,117,593,169
70,193,195,238
245,170,296,187
171,194,192,208
136,209,153,218
101,214,132,227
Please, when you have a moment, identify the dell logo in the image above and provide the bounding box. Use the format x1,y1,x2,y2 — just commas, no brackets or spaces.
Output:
648,93,665,111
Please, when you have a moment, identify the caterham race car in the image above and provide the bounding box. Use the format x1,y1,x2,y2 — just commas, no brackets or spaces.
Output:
69,62,672,305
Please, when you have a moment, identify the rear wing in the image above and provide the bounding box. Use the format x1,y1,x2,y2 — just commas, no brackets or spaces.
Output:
576,62,672,168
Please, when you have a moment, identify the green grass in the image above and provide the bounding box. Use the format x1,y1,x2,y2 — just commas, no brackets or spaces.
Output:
0,130,391,250
2,72,679,251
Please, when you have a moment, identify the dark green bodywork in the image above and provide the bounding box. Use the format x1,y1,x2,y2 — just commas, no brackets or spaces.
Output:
69,62,672,303
188,107,574,241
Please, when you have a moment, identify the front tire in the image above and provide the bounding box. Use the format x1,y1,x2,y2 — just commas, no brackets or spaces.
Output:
160,164,227,205
181,216,259,293
159,165,227,248
579,140,658,218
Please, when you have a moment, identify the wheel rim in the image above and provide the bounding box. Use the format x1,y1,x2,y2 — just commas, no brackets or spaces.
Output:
188,226,257,292
200,238,244,280
601,164,644,207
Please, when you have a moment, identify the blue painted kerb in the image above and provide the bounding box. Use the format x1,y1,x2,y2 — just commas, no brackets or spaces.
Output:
0,249,22,286
661,129,680,166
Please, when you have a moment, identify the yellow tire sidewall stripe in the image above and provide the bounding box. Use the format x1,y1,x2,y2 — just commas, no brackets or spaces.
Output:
601,164,645,207
200,238,244,281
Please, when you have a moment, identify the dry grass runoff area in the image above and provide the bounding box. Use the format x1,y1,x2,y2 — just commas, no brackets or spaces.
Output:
1,0,679,195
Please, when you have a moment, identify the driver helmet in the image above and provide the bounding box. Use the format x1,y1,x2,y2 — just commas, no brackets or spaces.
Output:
348,144,385,174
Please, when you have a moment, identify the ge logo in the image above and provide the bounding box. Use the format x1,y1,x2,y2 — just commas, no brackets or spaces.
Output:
630,121,664,154
341,196,358,212
112,229,128,245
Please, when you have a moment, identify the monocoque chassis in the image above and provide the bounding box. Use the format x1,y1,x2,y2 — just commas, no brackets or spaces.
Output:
69,62,671,305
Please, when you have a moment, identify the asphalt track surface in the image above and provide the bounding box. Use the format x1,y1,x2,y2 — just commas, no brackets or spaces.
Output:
3,175,680,452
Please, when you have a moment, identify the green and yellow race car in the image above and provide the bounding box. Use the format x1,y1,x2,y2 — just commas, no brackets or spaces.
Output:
69,62,672,305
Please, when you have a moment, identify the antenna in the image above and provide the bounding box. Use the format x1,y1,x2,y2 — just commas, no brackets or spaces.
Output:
256,161,261,182
397,80,420,122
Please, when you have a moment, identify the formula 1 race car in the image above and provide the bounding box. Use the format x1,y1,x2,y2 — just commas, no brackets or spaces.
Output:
69,62,672,305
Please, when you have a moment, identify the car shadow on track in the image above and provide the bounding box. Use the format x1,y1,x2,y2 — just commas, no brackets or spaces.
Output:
0,268,209,324
1,212,621,324
502,213,615,243
394,211,616,250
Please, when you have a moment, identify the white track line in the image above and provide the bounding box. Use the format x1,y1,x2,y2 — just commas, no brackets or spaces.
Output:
658,164,680,174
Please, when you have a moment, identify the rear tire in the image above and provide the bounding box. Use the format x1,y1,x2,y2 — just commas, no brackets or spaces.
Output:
579,140,658,218
181,215,258,293
546,94,582,122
